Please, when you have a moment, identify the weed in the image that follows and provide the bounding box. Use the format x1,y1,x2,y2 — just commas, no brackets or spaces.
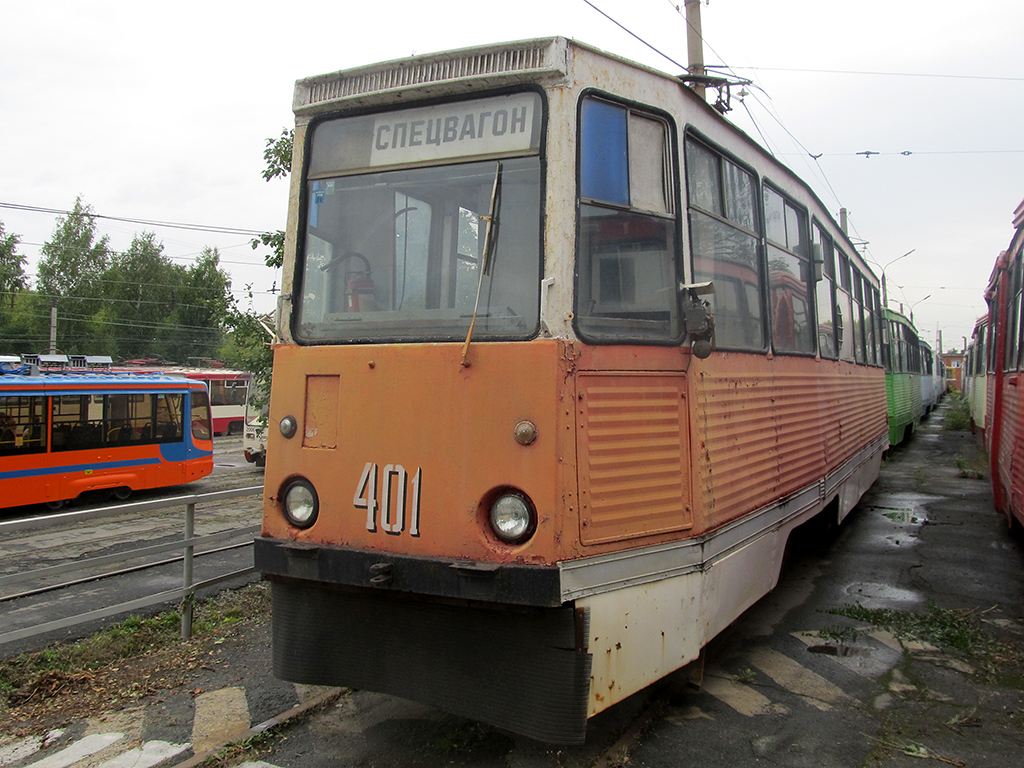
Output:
0,582,269,709
735,667,756,684
818,624,860,647
944,395,972,432
829,603,984,653
954,452,987,479
826,602,1024,688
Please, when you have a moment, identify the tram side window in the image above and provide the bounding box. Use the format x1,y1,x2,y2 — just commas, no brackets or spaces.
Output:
0,395,47,455
764,187,814,355
812,224,838,359
208,380,246,407
685,137,763,349
1006,253,1022,371
988,287,1000,373
52,392,186,451
836,251,856,361
851,270,867,364
1015,249,1024,372
156,394,184,442
191,390,212,441
868,286,884,366
577,97,680,342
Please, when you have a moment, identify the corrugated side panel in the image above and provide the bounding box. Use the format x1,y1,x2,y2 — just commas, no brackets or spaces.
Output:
822,371,888,468
1001,383,1024,514
886,373,921,445
695,363,886,531
577,374,691,545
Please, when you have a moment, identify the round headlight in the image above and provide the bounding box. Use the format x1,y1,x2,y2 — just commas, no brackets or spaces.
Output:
283,480,318,528
490,493,533,542
279,415,297,439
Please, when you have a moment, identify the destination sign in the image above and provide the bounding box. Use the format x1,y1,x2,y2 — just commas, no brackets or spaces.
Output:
308,92,541,176
369,92,539,166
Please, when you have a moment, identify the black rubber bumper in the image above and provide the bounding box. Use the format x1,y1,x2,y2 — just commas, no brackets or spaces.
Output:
263,567,593,743
254,536,564,607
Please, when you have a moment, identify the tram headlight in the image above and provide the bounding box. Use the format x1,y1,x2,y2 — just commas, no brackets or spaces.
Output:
282,479,319,528
489,493,534,543
279,415,298,439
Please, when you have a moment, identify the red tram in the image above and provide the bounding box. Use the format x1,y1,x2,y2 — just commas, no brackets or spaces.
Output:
985,199,1024,529
255,38,889,742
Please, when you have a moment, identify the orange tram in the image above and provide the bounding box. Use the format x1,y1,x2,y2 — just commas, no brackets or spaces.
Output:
255,38,889,742
0,362,214,510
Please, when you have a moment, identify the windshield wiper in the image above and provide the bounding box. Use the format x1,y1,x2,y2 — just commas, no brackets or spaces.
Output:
460,161,502,367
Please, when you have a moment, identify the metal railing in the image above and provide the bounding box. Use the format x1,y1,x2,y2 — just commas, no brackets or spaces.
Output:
0,486,262,647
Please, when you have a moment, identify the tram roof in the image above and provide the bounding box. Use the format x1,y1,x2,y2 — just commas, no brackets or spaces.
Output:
0,370,209,395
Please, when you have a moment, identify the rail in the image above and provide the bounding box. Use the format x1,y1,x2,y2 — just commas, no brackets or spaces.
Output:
0,486,263,647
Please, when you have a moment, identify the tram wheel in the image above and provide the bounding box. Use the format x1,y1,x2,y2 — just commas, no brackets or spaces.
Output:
112,486,132,501
45,499,65,511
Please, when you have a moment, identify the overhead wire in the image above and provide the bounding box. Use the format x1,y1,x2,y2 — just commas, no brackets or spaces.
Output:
0,202,267,237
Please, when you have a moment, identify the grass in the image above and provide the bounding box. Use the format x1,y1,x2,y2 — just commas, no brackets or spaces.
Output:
0,582,268,710
829,603,986,653
827,603,1024,687
944,395,972,432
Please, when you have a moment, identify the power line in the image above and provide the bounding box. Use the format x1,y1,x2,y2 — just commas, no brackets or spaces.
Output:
584,0,688,71
727,65,1024,83
0,201,268,237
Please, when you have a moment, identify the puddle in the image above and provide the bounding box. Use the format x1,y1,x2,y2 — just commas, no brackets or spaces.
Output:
881,511,925,525
845,581,922,606
867,491,935,528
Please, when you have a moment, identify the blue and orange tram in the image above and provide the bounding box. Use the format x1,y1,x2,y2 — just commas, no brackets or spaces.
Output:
255,38,890,742
0,363,214,509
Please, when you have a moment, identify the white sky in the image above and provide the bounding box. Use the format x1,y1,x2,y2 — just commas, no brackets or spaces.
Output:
2,0,1022,351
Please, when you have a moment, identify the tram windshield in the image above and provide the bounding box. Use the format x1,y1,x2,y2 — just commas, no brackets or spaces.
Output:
296,92,543,343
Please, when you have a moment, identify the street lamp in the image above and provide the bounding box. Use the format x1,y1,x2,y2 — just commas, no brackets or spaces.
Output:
908,294,931,324
880,249,916,308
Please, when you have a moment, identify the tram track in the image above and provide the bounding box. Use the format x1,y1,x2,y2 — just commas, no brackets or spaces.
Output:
0,483,262,580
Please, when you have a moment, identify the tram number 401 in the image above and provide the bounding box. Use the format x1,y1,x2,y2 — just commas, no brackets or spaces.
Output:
354,462,422,536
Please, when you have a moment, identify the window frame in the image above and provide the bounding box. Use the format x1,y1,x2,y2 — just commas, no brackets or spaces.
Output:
762,182,816,357
683,129,767,352
574,90,685,346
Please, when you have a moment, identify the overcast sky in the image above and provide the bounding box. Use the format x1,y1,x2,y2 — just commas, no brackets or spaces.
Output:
3,0,1022,351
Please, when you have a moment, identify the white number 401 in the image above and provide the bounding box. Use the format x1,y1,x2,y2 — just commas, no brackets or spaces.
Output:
354,462,422,536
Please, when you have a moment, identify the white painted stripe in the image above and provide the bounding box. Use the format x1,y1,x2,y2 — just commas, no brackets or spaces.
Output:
25,733,123,768
867,629,901,651
0,731,63,767
750,648,855,711
192,687,251,754
702,674,787,717
237,762,287,768
96,741,190,768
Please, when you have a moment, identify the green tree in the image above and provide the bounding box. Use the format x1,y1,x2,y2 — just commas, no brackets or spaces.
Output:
223,127,292,403
94,231,187,359
35,197,110,352
0,221,27,309
166,246,233,363
0,221,34,353
250,128,292,269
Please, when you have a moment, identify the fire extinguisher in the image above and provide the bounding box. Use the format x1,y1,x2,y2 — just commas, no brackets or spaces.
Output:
322,252,376,313
346,266,377,312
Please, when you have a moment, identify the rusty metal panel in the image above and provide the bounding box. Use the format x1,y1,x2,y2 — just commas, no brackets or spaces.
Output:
303,375,339,449
694,359,886,531
694,366,779,529
577,374,691,545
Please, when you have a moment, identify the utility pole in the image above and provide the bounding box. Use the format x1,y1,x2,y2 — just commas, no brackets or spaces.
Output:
839,208,848,234
685,0,706,101
49,298,57,354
